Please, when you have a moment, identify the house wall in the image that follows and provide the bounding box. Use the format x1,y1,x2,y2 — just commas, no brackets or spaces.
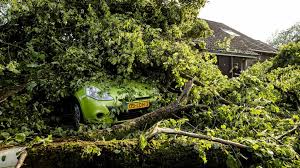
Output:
217,55,256,77
245,59,257,68
257,53,276,62
216,52,275,77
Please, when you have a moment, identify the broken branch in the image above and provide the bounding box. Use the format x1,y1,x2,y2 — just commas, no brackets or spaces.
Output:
180,73,233,105
148,127,249,149
176,77,194,104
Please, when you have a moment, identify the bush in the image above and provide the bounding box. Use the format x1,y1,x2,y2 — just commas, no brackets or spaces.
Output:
273,42,300,68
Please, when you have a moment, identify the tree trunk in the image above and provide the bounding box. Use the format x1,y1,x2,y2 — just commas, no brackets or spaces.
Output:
23,140,229,168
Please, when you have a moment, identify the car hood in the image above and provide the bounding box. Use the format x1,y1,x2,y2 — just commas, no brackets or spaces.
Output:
84,80,159,101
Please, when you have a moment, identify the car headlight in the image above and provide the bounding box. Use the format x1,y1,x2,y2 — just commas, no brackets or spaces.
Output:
86,86,114,101
100,92,114,101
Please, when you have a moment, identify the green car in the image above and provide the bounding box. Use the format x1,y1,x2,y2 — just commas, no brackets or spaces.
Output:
65,80,159,129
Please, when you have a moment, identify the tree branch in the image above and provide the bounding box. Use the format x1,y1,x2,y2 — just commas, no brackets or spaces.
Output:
180,73,233,105
180,72,204,87
176,77,194,104
276,123,300,140
147,127,249,149
15,150,28,168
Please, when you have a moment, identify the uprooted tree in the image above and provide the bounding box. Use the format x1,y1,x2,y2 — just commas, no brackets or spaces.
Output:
1,0,300,167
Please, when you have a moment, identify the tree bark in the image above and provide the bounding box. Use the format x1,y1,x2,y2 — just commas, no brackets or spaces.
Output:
22,140,230,168
180,73,233,105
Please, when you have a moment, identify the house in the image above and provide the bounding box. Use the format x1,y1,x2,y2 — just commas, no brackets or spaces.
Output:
200,19,277,77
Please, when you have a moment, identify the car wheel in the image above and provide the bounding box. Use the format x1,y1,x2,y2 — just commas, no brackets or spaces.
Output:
72,102,81,130
64,98,83,130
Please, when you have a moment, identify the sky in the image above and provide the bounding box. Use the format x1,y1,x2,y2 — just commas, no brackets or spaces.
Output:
199,0,300,42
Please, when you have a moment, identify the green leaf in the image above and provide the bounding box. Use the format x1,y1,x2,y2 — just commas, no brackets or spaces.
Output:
1,132,10,140
27,81,37,92
250,109,262,115
15,133,26,143
252,144,260,150
44,135,53,145
0,64,5,74
199,150,207,164
6,61,20,74
221,125,227,129
139,134,147,150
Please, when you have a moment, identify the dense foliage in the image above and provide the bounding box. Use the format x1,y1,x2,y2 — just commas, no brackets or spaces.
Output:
0,0,223,134
272,42,300,68
1,0,300,167
150,43,300,167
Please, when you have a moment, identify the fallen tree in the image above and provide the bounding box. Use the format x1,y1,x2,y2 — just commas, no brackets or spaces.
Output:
23,140,230,168
2,126,251,168
1,0,300,167
0,0,224,142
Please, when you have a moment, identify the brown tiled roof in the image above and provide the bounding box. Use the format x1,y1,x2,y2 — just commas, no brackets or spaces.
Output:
202,19,277,56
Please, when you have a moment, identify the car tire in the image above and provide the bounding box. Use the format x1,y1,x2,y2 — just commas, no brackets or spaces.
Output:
65,98,82,130
72,101,81,130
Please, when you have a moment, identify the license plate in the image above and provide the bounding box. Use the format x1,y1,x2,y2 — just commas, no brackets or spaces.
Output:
128,100,150,110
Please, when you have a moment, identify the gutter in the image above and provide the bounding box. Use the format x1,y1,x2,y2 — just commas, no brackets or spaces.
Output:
250,49,277,54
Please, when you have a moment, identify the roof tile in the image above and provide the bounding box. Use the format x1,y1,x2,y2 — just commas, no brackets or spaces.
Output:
202,19,277,55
